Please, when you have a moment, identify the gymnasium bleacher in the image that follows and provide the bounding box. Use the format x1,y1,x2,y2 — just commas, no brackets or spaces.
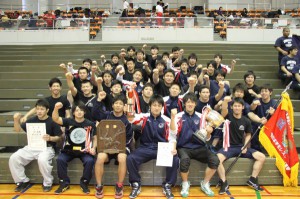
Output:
0,43,299,186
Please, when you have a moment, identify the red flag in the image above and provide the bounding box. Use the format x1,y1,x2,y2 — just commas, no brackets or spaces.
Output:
259,93,298,187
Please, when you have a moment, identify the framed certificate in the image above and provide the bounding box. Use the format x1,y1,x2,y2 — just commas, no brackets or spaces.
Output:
26,123,47,151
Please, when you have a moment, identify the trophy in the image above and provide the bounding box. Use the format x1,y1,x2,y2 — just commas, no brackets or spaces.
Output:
193,108,225,143
127,88,135,119
64,127,87,151
97,120,126,154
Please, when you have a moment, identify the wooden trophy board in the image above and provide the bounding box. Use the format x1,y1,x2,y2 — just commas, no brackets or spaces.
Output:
96,120,126,154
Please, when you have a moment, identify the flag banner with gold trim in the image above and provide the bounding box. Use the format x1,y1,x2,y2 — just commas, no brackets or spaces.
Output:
259,93,298,187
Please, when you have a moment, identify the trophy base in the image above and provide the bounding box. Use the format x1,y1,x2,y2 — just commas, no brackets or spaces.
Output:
103,149,124,154
193,129,207,143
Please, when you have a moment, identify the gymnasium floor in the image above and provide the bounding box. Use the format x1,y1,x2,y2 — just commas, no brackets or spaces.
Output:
0,184,299,199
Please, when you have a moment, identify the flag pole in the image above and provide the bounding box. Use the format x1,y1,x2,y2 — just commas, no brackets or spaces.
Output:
216,81,292,187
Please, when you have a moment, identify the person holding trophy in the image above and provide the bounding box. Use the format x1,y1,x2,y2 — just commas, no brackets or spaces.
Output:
52,101,97,194
173,92,222,197
92,91,133,199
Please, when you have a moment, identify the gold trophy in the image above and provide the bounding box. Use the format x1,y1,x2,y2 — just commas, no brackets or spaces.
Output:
193,107,224,143
127,88,135,119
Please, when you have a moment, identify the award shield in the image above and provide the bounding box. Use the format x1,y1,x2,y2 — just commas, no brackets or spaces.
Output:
193,109,225,143
96,120,126,154
64,127,87,151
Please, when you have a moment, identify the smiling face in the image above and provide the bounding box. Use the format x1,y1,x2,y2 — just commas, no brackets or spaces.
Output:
49,82,61,96
73,106,85,119
185,99,196,114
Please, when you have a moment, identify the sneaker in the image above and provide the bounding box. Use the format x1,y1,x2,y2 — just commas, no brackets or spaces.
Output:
162,183,174,199
115,182,124,199
200,180,214,197
218,180,229,195
95,184,104,199
42,185,52,192
247,177,264,191
55,180,70,194
80,179,90,194
14,181,31,192
129,182,141,199
180,181,190,198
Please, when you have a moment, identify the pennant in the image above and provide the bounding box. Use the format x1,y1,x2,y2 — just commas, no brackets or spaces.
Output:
259,93,298,186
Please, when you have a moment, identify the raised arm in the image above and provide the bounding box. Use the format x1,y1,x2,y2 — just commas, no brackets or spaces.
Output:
221,96,231,118
65,72,78,97
52,102,64,125
152,68,160,85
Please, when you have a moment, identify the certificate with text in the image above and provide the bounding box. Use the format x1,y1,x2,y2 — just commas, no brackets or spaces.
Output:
26,123,47,151
156,142,173,167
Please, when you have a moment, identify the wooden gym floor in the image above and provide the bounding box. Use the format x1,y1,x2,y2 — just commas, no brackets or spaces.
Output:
0,184,299,199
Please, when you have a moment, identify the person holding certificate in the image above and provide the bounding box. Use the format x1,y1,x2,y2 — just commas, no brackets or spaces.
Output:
9,99,62,192
173,93,220,197
126,94,179,199
52,101,97,194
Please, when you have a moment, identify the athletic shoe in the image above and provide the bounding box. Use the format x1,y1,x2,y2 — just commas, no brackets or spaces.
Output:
247,176,264,191
55,180,70,194
180,181,190,198
42,185,52,192
95,184,104,199
218,180,229,195
129,182,141,199
162,183,174,199
200,180,214,197
14,181,30,192
80,179,90,194
115,182,124,199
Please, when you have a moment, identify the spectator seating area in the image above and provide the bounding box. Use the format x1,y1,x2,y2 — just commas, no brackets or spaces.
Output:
0,43,299,185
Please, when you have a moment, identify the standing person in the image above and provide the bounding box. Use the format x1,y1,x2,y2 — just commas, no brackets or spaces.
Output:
174,93,219,197
156,1,164,26
274,27,294,66
52,102,97,194
92,93,133,199
14,77,71,132
217,97,266,194
126,95,179,199
9,99,62,192
122,0,130,17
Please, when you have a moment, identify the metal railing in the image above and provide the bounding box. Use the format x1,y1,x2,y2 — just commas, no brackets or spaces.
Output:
0,18,90,30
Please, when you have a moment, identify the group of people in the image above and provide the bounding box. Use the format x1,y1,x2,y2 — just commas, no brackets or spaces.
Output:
9,41,284,199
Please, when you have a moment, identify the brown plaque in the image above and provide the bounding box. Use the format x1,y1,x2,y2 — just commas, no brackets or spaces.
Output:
96,120,126,154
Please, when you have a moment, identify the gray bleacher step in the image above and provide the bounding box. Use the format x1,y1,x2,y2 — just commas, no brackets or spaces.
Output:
1,152,298,185
0,72,63,79
0,99,37,111
0,79,67,89
0,112,28,127
0,89,68,99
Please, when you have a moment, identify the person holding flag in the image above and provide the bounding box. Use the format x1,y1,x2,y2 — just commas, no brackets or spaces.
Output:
217,97,266,195
259,91,299,187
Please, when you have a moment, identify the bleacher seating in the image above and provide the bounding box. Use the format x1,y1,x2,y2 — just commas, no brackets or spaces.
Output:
0,44,299,185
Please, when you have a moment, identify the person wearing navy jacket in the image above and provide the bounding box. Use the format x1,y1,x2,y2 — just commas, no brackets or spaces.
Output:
174,92,219,197
126,94,179,199
92,92,133,199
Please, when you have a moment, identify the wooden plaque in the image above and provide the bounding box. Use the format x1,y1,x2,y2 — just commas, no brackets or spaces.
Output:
96,120,126,154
